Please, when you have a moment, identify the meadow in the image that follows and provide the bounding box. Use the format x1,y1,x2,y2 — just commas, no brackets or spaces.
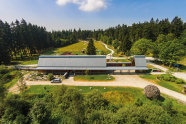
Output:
57,41,110,55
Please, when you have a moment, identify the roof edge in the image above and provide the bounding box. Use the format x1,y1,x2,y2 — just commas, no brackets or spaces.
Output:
39,55,106,58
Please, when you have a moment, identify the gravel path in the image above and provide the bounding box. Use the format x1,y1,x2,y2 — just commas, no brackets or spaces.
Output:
101,42,114,56
26,75,186,103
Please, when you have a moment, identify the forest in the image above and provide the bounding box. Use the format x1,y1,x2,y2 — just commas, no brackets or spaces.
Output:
0,16,185,65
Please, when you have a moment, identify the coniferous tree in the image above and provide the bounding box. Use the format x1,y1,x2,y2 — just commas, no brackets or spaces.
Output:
87,39,96,55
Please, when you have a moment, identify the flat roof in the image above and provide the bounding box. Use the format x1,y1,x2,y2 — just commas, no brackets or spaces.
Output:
37,66,148,71
107,62,131,64
39,55,106,58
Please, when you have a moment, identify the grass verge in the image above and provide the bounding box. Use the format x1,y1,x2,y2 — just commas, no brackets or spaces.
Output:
140,75,185,94
74,75,115,82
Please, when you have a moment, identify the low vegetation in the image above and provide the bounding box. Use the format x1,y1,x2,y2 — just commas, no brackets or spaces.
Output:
57,41,110,55
1,86,183,123
0,65,22,89
140,75,186,93
74,75,115,82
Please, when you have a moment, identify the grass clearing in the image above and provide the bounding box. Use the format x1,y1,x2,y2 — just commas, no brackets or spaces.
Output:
57,42,87,55
94,41,110,55
74,75,115,82
57,41,110,55
103,91,134,106
140,75,185,94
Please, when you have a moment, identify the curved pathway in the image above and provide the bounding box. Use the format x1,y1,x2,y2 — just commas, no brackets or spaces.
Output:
101,42,114,58
26,75,186,103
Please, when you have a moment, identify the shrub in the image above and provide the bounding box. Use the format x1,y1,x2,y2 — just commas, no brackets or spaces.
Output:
135,98,143,106
84,90,109,110
175,79,184,84
157,74,176,82
29,102,50,124
48,73,54,81
144,85,160,99
0,73,12,83
117,104,172,124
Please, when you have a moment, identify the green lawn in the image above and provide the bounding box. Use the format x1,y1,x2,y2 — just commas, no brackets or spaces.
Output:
25,85,141,94
57,42,87,55
74,75,115,81
94,41,110,55
112,59,130,62
25,85,186,112
57,41,110,55
140,75,185,94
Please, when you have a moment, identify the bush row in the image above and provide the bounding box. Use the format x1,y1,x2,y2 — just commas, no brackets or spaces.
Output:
157,74,185,84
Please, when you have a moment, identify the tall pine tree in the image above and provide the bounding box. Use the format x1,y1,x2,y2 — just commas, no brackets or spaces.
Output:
87,39,96,55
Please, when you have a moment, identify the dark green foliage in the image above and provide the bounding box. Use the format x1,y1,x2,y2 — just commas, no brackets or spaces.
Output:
84,90,109,110
113,39,120,49
131,38,153,55
48,73,54,81
153,33,185,65
51,86,84,123
117,104,172,124
158,40,185,65
1,97,30,123
171,16,184,38
135,98,143,106
157,74,176,81
87,39,96,55
0,19,79,64
157,74,185,84
29,102,50,124
0,84,6,100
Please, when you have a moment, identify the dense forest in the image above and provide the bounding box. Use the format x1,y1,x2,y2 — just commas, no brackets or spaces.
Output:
0,16,185,65
0,19,78,64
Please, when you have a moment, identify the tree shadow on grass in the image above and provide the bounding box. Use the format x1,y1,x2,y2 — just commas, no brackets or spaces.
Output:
158,95,165,102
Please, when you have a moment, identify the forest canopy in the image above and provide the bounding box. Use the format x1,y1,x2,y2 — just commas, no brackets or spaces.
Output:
0,16,185,65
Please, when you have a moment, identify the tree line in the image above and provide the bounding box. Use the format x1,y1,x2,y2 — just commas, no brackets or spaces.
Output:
0,19,79,64
0,16,185,64
96,16,186,56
